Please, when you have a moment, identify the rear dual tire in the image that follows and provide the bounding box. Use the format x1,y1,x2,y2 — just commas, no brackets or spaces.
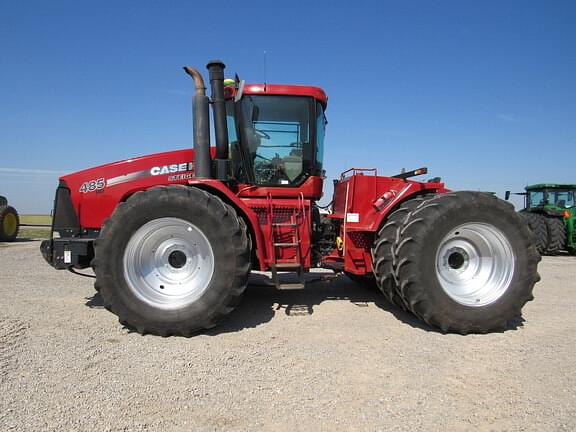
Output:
373,192,540,334
372,196,431,309
93,186,251,336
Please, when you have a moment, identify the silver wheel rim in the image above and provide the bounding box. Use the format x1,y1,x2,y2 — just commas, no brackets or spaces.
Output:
435,223,515,307
123,217,214,310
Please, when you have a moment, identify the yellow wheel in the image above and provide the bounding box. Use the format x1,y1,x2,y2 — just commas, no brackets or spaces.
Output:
0,206,19,242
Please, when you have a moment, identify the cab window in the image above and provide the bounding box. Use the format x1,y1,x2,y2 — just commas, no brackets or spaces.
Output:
240,95,312,186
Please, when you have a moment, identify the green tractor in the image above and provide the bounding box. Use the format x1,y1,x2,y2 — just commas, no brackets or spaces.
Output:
507,184,576,255
0,195,20,242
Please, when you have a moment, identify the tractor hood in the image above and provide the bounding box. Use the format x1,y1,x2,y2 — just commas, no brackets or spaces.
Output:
61,148,198,189
59,148,205,229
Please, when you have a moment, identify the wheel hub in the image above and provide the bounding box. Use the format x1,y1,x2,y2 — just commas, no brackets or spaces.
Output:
3,213,17,236
436,223,515,307
446,247,469,271
123,217,215,309
168,250,187,269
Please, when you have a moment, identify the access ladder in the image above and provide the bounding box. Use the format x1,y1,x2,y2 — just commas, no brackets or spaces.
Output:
267,193,307,289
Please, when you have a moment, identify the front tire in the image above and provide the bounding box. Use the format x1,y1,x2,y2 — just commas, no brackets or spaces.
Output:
394,192,540,334
93,186,251,336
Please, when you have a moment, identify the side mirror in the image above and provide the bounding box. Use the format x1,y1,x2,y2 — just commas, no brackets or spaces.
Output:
234,79,245,102
251,105,259,122
505,191,511,201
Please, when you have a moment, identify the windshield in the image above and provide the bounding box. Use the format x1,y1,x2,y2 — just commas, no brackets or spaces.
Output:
547,190,574,208
528,189,575,208
226,94,325,186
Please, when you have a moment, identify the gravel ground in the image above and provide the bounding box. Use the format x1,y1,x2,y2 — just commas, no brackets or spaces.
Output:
0,240,575,431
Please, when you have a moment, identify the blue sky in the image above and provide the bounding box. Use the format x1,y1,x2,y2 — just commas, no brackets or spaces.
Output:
1,0,574,213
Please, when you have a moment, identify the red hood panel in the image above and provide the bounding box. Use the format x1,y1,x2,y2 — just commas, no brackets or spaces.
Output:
61,148,196,228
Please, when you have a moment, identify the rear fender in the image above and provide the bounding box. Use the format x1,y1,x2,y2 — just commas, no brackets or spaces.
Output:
370,182,447,232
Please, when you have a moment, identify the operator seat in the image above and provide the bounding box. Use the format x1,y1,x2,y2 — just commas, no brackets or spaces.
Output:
283,146,303,182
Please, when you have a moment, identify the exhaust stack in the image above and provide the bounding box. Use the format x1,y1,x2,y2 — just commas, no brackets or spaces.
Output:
183,66,211,179
206,60,229,180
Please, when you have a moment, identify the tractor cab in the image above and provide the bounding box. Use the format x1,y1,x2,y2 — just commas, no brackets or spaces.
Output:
224,83,327,188
525,184,576,212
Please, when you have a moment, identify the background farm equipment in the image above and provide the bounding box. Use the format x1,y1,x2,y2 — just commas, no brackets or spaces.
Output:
0,196,19,242
507,184,576,255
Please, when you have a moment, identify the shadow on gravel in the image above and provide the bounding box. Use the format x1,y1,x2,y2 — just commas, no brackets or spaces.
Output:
83,273,434,335
85,294,105,309
204,273,436,336
83,273,526,336
0,238,38,245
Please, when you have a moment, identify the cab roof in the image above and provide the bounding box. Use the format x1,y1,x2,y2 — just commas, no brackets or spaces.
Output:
526,184,576,190
243,83,328,109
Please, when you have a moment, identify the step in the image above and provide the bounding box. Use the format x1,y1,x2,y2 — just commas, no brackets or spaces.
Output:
277,282,305,289
272,222,298,227
274,262,302,269
274,242,299,247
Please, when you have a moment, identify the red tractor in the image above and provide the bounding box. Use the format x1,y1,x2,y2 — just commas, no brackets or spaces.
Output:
41,60,539,336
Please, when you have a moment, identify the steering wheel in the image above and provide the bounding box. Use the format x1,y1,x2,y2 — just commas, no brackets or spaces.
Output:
254,129,270,139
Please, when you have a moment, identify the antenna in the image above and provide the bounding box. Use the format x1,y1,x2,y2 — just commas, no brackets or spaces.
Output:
263,50,267,90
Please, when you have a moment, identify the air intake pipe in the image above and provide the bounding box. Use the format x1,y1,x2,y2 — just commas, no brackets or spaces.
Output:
183,66,211,179
206,60,229,180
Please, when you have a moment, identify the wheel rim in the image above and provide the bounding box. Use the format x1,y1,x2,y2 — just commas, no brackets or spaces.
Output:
435,223,515,307
123,217,214,310
3,213,17,237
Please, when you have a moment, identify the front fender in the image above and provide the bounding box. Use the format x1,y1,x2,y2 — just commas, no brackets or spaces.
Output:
187,179,267,271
